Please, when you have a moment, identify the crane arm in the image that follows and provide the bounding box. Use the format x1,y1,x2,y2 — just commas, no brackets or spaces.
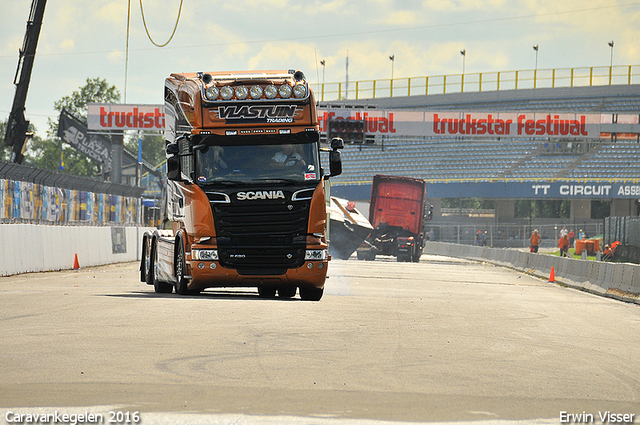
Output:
4,0,47,164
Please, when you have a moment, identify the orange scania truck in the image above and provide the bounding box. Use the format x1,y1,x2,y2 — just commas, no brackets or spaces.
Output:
140,69,343,301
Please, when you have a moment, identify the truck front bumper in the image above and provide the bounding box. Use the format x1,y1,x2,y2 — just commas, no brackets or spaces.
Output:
187,246,329,290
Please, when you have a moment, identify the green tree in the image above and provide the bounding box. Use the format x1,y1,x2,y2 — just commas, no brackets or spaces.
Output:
25,77,120,177
1,119,42,163
124,132,166,167
0,120,11,162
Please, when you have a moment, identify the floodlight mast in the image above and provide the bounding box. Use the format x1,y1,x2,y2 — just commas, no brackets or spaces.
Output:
4,0,47,164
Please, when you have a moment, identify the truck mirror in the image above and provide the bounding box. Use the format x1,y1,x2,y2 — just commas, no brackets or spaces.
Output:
331,137,345,150
166,155,181,181
329,150,342,177
166,142,181,181
166,143,179,155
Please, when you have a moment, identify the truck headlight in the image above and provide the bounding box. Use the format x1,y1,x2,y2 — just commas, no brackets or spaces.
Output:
265,84,278,99
205,86,219,100
293,84,307,98
250,85,263,99
305,249,327,261
220,86,234,100
279,84,292,98
235,85,249,100
192,249,219,261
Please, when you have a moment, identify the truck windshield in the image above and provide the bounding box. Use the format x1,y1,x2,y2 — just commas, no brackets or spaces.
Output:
194,135,321,184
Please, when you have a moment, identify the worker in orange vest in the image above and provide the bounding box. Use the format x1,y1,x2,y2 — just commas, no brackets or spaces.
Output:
558,234,570,257
530,229,541,253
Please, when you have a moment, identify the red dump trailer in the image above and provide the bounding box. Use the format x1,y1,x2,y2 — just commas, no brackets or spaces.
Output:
357,175,427,262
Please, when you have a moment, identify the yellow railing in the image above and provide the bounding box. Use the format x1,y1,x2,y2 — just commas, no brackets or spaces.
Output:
314,65,640,102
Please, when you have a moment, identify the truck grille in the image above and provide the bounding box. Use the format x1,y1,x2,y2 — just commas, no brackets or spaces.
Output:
209,195,310,275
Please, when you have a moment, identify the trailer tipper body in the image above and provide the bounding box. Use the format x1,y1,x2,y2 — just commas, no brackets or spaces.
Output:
357,175,426,262
140,69,343,301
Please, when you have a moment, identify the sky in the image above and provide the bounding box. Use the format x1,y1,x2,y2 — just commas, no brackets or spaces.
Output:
1,0,640,139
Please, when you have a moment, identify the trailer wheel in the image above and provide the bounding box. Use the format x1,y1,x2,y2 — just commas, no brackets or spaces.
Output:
278,285,297,298
150,242,173,293
175,240,197,295
299,286,323,301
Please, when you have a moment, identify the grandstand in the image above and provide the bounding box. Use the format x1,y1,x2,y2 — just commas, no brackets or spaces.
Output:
331,137,640,183
319,82,640,241
334,138,540,182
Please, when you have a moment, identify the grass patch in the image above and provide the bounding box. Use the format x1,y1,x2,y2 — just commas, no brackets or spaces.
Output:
548,248,598,261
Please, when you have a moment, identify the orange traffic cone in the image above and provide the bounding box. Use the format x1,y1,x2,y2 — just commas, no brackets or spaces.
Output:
548,266,555,283
73,253,80,270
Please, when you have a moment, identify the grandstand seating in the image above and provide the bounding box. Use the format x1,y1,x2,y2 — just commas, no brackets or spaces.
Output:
323,84,640,184
330,138,640,183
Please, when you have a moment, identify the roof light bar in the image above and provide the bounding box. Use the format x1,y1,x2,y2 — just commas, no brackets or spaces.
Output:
199,70,310,103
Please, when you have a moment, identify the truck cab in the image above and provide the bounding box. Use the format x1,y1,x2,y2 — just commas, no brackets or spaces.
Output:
140,70,343,301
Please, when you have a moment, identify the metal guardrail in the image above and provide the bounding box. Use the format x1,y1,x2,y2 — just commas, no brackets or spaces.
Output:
0,161,144,197
313,65,640,101
0,161,145,225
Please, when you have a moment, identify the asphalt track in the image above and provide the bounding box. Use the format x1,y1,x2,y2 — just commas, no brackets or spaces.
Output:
1,254,639,425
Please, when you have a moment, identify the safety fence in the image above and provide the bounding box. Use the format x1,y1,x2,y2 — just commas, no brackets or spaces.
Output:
424,241,640,305
0,161,145,225
313,65,640,101
428,223,603,249
604,216,640,263
604,216,640,247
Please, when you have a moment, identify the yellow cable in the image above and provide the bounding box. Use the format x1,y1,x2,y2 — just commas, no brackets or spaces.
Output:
139,0,183,48
124,0,131,102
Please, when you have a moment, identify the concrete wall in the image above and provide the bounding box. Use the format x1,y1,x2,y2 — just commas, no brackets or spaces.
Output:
424,241,640,305
0,224,152,277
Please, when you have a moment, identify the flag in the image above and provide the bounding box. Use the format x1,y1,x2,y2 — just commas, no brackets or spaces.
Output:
59,144,64,171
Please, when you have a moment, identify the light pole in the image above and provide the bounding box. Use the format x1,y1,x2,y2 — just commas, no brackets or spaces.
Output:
608,40,614,67
533,45,539,88
460,49,466,92
389,55,395,96
608,41,614,85
320,59,326,101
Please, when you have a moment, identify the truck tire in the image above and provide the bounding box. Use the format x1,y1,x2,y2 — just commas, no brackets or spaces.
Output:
150,243,173,293
141,236,150,283
278,285,297,298
175,240,197,295
412,246,421,263
258,286,277,298
299,286,323,301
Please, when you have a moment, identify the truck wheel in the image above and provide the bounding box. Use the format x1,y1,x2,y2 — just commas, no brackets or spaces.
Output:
175,240,197,295
278,285,297,298
141,236,149,283
299,286,323,301
412,247,421,263
151,244,173,293
258,286,277,298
